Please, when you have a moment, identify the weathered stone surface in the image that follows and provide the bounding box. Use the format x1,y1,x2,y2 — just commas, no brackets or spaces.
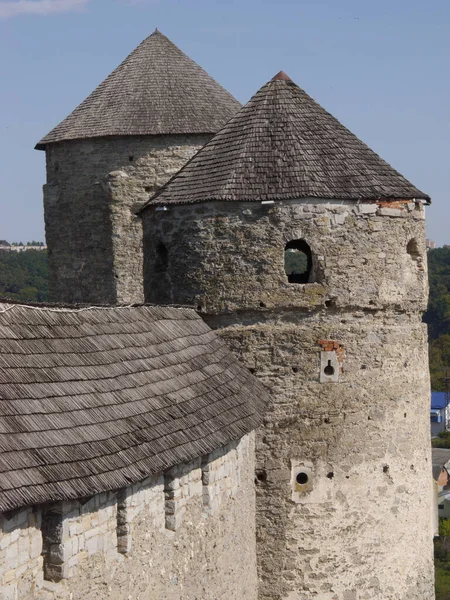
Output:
142,198,434,599
44,134,211,305
0,508,43,596
142,199,428,314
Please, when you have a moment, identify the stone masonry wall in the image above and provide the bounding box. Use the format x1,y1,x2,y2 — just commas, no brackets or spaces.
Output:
141,199,434,600
43,134,210,305
164,458,203,531
116,474,164,554
0,434,257,600
41,492,118,582
202,440,240,514
0,507,43,600
142,199,428,314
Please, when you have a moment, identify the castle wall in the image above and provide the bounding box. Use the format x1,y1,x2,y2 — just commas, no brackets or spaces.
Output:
141,199,434,600
0,435,257,600
43,134,210,305
0,507,43,599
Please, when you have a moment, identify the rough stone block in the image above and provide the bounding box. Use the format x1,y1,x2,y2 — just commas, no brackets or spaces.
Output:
377,207,406,218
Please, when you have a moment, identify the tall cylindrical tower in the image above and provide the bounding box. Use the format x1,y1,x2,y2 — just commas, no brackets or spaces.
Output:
139,73,435,599
35,30,240,305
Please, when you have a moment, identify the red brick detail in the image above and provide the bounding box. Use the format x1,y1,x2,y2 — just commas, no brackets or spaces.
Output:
376,199,410,209
317,339,345,368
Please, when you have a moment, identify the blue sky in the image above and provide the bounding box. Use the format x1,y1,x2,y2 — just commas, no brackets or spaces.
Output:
1,0,449,244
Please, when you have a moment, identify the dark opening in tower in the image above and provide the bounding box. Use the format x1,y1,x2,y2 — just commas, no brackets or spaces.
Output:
155,242,168,274
285,240,312,284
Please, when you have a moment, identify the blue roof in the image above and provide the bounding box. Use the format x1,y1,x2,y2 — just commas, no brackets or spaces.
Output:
432,392,448,409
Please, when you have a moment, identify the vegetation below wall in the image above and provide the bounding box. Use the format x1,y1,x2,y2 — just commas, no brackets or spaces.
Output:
432,431,450,449
424,248,450,391
435,519,450,599
0,250,48,303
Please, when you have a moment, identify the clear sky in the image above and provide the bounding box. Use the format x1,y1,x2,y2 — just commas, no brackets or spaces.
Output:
1,0,449,244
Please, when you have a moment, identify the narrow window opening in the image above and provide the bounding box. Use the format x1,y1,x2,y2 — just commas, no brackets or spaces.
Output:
155,242,168,274
285,240,313,283
129,156,134,162
324,360,335,376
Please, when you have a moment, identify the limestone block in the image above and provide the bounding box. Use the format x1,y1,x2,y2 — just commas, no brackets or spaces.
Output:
357,203,377,214
0,583,16,600
377,207,407,218
4,544,18,570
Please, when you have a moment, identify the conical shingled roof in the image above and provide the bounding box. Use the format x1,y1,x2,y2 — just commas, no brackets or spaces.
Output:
35,30,241,150
143,71,429,206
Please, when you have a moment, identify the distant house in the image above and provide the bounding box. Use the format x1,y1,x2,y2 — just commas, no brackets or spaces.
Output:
431,391,449,436
432,448,450,533
9,245,47,253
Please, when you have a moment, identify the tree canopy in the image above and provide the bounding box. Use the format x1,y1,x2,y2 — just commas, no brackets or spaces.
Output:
424,248,450,391
0,250,48,303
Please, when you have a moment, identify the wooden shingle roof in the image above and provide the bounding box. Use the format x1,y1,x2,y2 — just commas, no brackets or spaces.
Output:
142,71,429,207
35,30,240,150
0,304,267,512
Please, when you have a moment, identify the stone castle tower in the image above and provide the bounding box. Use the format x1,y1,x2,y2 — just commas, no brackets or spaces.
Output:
36,30,240,305
139,71,435,599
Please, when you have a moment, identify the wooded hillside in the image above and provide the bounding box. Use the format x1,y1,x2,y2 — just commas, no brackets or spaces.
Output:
0,251,48,303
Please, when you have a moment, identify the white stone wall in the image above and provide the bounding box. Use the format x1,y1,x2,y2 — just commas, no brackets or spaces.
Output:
164,458,203,531
42,493,118,581
0,435,256,599
117,474,164,554
0,507,43,599
202,440,241,514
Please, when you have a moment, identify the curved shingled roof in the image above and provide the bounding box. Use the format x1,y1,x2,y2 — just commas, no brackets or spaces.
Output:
35,30,241,150
142,71,429,206
0,303,267,512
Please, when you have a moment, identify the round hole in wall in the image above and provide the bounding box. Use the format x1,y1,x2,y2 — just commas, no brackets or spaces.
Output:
296,472,308,485
327,472,334,479
256,470,267,483
292,367,299,373
259,302,266,308
324,362,335,376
